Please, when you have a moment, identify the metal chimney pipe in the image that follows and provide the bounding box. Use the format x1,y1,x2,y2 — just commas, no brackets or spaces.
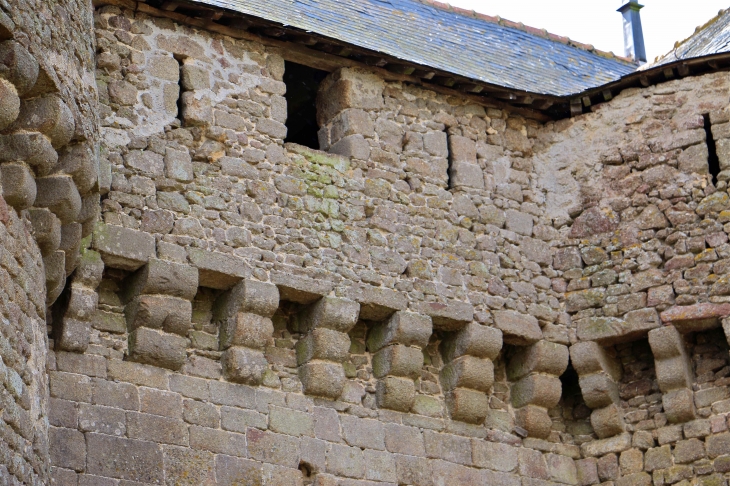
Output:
618,0,647,63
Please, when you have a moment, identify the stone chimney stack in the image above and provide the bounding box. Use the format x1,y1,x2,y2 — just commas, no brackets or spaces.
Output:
618,0,647,63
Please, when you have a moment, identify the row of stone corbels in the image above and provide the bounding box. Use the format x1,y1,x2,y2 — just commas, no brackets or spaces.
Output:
508,340,570,439
0,35,99,306
648,326,696,424
571,342,626,440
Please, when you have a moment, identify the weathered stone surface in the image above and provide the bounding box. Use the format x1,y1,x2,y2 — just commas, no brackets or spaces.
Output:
86,433,163,482
129,327,189,371
126,294,193,336
579,373,620,409
29,207,61,256
440,356,493,392
296,328,350,365
93,223,156,271
300,360,346,399
661,303,730,332
570,341,622,381
493,310,542,345
570,207,618,238
222,346,269,386
445,387,488,424
0,78,19,131
373,344,424,379
348,284,407,321
414,300,474,330
511,374,562,409
591,404,626,439
0,40,39,96
188,248,249,289
514,405,552,439
298,297,360,333
506,340,569,380
663,388,696,424
13,95,75,148
377,376,416,412
581,433,632,457
34,174,81,224
127,258,199,301
367,311,432,351
215,279,280,320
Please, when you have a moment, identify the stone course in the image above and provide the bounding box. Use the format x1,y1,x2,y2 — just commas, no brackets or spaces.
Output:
4,0,730,484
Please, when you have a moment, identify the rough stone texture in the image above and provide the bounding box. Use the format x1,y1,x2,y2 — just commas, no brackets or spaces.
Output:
7,1,730,484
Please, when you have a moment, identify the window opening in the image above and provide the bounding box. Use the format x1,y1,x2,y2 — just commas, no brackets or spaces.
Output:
175,56,186,126
283,61,328,149
703,113,720,185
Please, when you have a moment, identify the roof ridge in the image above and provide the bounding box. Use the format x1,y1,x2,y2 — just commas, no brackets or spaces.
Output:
415,0,638,66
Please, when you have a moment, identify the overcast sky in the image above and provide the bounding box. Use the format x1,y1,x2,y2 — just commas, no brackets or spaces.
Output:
445,0,729,62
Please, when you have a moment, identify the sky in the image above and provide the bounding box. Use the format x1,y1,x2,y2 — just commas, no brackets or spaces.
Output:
444,0,729,62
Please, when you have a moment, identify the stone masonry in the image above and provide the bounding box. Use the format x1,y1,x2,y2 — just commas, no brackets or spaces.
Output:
4,0,730,484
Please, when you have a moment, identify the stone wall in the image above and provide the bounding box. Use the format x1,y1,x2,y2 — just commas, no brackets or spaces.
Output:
0,1,727,485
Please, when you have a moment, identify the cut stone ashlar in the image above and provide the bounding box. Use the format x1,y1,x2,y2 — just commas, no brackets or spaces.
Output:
591,404,626,439
214,278,280,321
299,360,346,399
126,258,199,302
129,327,189,371
223,346,269,386
569,341,622,382
445,387,489,425
296,296,360,334
506,340,569,381
372,344,424,380
296,327,351,365
367,311,432,352
376,375,416,413
440,355,494,392
125,295,193,337
511,373,562,410
515,405,552,439
440,322,502,363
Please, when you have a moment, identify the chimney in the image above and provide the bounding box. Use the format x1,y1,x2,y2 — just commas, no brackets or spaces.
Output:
618,0,647,63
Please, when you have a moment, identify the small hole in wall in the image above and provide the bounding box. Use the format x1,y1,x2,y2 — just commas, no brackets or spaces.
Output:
703,113,720,185
283,61,328,149
175,55,186,126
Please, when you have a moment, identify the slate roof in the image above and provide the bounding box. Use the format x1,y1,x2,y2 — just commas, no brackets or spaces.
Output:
188,0,638,97
650,8,730,68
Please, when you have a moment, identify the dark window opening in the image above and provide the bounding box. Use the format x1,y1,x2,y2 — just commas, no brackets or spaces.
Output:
558,362,593,437
175,56,186,126
703,113,720,185
284,61,328,149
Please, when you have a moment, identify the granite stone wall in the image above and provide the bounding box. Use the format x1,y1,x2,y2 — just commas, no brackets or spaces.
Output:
0,0,729,485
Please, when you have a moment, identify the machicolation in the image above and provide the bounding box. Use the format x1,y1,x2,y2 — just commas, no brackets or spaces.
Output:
3,0,730,484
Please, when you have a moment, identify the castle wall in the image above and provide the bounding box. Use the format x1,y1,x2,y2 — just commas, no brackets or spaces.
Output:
0,0,100,483
37,3,730,486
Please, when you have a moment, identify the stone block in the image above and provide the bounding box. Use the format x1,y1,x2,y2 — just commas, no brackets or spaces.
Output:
298,297,360,333
674,438,706,463
415,299,474,331
221,312,274,351
505,209,533,236
330,108,375,142
546,453,578,485
0,162,35,210
61,223,82,275
316,67,385,125
0,78,19,131
180,63,210,90
579,372,620,409
493,310,542,345
449,135,477,163
441,322,502,362
129,327,188,371
164,147,193,182
707,432,730,458
372,344,424,379
644,445,672,471
330,134,371,160
514,405,552,439
57,143,97,195
376,376,416,412
125,294,193,336
214,278,280,320
46,249,67,302
35,174,81,224
326,442,365,479
348,284,407,321
655,355,693,392
506,340,569,381
580,433,632,457
12,94,74,148
187,247,249,289
93,223,156,271
511,374,562,409
663,388,696,423
296,328,350,365
569,341,622,381
65,284,99,321
0,131,58,174
127,258,199,301
300,360,346,399
50,427,86,472
29,207,61,256
181,91,213,126
591,404,626,439
0,41,38,96
575,458,598,486
472,440,518,472
86,433,163,482
222,346,268,386
56,318,90,353
271,270,334,304
648,324,687,361
441,355,493,392
367,311,432,351
449,160,484,190
445,387,488,424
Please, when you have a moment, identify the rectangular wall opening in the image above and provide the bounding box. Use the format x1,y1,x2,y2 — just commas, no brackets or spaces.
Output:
703,113,720,185
283,61,328,149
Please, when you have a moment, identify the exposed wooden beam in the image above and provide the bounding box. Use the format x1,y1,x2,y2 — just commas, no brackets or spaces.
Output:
160,1,179,11
602,89,613,101
663,67,674,80
532,99,553,110
639,75,650,87
570,99,582,117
